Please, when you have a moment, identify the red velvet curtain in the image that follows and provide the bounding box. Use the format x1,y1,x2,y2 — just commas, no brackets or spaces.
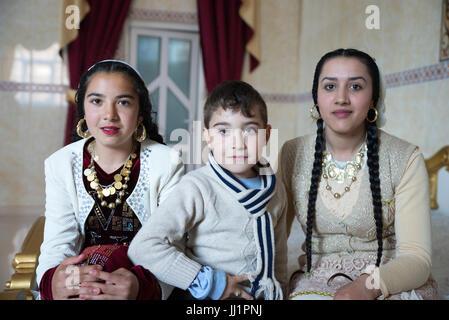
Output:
197,0,259,94
64,0,132,145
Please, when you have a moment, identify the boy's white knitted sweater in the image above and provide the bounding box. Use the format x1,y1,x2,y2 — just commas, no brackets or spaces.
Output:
128,164,288,299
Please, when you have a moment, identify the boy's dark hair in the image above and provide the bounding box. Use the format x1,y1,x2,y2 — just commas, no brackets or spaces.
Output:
203,80,268,128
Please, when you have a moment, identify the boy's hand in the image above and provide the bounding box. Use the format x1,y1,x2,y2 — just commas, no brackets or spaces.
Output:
220,274,254,300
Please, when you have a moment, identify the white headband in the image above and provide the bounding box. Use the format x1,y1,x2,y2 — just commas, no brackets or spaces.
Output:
86,59,145,83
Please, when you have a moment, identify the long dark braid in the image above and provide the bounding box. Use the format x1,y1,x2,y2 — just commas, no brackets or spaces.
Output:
366,120,383,267
305,117,324,272
303,48,383,274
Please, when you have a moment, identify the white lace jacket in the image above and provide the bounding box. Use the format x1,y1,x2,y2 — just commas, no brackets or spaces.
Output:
35,138,184,290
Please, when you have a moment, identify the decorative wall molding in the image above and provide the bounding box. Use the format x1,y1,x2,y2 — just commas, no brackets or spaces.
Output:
128,8,198,25
262,92,311,104
0,81,67,93
384,60,449,88
261,59,449,104
2,60,448,104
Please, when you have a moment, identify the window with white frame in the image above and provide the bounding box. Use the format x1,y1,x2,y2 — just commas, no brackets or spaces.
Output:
127,21,204,171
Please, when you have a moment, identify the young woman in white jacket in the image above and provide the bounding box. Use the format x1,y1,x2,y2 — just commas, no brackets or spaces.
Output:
35,60,183,300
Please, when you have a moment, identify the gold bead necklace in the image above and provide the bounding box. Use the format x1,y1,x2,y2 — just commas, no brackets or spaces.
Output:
84,141,137,209
322,142,367,199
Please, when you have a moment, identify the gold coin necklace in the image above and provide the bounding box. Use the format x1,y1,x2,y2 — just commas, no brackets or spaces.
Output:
84,141,137,209
322,142,367,199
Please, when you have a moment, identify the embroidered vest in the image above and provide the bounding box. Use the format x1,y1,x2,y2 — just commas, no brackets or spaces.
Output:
285,130,417,264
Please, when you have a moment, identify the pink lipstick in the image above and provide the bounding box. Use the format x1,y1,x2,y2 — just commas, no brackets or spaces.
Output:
101,126,119,135
333,110,352,118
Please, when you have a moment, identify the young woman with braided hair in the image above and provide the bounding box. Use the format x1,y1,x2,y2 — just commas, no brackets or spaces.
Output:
279,48,439,300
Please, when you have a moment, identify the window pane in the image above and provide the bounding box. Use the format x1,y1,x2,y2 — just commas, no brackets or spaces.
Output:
168,38,191,98
166,89,189,143
149,87,159,123
137,35,161,84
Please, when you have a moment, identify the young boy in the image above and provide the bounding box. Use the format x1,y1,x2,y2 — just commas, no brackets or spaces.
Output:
128,80,287,300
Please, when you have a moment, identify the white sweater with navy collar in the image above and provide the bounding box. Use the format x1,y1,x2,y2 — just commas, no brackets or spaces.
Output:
128,164,288,299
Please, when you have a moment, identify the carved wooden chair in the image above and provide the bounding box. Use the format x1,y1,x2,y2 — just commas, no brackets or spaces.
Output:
1,146,448,300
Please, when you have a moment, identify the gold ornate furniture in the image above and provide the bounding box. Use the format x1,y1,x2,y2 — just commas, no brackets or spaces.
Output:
0,216,45,300
1,146,448,299
425,146,449,210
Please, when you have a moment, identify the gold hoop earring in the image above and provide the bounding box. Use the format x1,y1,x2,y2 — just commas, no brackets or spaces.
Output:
133,123,146,142
366,107,378,123
310,104,321,120
76,119,90,138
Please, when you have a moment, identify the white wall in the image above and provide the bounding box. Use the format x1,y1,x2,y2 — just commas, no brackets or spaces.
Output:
435,169,449,217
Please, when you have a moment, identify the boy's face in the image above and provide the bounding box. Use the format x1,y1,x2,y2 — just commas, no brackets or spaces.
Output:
203,106,271,178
